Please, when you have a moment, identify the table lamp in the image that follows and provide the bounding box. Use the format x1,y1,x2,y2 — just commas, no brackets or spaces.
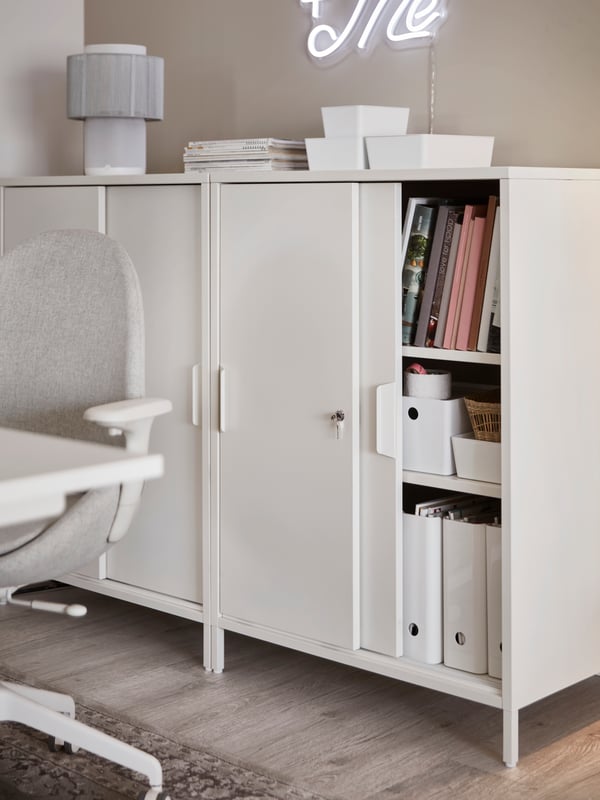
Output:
67,44,164,176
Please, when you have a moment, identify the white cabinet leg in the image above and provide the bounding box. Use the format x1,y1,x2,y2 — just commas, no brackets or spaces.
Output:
203,622,212,672
503,708,519,767
212,626,225,674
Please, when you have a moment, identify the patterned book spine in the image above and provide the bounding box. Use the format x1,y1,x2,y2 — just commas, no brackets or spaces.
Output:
401,205,438,345
424,209,461,347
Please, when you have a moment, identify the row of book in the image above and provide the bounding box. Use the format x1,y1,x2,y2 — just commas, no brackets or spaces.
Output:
404,493,501,677
401,195,500,353
183,137,308,172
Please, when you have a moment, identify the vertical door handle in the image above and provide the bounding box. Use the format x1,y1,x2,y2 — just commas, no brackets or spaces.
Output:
192,364,201,427
376,382,396,458
219,367,226,433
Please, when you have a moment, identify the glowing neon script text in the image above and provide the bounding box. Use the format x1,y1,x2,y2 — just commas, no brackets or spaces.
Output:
300,0,445,60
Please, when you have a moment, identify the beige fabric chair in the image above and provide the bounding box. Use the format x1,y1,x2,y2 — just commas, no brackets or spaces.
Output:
0,230,172,800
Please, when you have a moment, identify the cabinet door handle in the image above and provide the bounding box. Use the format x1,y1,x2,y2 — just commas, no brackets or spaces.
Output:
192,364,201,427
376,382,396,458
219,367,226,433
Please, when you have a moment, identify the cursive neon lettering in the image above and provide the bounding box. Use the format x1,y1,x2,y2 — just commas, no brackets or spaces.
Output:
300,0,325,19
307,0,370,59
301,0,446,61
388,0,442,42
357,0,389,51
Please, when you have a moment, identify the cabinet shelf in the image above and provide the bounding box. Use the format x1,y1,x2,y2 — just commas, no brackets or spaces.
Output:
403,469,501,498
402,346,501,366
220,614,503,708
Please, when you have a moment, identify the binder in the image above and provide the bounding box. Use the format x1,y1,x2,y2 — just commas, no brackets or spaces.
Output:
443,517,487,674
486,523,502,678
402,513,443,664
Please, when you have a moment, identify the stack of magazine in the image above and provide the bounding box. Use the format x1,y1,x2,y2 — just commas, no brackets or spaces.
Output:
183,138,308,172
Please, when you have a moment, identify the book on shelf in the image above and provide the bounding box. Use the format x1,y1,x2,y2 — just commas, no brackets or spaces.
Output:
442,203,487,350
433,217,463,348
441,205,475,349
486,307,501,353
414,206,464,347
455,214,487,350
477,207,501,352
466,196,499,350
401,202,439,345
477,209,500,353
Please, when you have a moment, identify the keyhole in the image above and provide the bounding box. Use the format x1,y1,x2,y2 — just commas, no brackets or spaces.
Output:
455,632,466,646
408,407,419,420
408,623,419,637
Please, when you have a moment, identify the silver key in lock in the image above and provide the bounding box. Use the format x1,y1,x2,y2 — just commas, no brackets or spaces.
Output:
331,409,345,439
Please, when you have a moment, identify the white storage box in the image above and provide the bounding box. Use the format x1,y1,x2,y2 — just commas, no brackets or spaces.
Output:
451,432,501,484
305,137,367,170
321,105,409,138
404,369,451,400
403,395,471,475
366,134,494,169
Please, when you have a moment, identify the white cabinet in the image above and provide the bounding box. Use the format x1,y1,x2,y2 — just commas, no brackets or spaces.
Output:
210,169,600,768
4,169,600,766
0,178,208,624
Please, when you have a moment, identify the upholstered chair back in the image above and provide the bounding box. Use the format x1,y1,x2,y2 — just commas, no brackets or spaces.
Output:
0,230,144,444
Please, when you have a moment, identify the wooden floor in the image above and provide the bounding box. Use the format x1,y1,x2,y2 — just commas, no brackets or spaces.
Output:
2,586,600,800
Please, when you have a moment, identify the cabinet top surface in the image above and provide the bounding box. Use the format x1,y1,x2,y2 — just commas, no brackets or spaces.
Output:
1,166,600,187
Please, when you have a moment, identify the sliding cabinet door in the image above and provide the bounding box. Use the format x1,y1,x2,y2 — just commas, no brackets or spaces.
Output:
3,186,103,253
217,182,360,649
106,185,204,604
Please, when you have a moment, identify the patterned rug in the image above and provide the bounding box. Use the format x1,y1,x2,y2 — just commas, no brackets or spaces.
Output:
0,679,328,800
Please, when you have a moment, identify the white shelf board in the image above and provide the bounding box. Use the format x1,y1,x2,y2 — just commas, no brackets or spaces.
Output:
220,615,502,708
402,346,501,365
65,574,204,622
403,469,501,498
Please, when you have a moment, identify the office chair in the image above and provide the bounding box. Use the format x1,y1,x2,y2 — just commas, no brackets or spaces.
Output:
0,230,173,800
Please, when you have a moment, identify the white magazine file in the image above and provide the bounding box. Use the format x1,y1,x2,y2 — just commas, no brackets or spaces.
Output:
486,523,502,678
443,517,488,674
402,513,443,664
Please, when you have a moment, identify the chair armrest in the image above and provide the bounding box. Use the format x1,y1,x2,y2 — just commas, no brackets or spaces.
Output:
83,398,172,542
84,398,172,454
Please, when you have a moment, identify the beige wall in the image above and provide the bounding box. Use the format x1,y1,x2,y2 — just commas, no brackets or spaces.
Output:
85,0,600,173
1,0,83,176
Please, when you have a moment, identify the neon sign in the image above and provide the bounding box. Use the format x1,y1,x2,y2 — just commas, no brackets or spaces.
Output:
300,0,447,61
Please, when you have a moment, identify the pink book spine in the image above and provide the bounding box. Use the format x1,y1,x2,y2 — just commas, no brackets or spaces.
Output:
455,217,486,350
442,206,474,349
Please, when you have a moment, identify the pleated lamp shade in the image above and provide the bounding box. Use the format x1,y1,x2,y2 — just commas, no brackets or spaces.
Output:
67,44,164,176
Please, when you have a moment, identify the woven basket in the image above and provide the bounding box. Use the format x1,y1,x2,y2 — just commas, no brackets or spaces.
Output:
464,390,501,442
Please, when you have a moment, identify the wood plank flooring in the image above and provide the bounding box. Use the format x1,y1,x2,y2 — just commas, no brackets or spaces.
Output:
2,586,600,800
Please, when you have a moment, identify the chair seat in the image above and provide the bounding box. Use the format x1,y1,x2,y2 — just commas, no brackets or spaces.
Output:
0,494,86,556
0,518,49,556
0,487,119,587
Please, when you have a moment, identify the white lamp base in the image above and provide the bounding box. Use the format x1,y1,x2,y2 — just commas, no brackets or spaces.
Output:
84,118,146,176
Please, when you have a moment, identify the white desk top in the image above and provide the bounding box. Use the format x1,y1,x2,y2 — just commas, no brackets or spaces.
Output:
0,427,163,525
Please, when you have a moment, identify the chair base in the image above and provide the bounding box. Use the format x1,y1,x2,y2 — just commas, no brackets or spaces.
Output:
0,681,167,797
